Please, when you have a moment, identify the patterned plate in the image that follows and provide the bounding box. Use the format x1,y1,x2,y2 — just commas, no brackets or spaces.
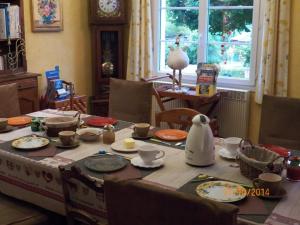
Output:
84,154,128,172
8,116,32,126
154,129,188,141
196,181,247,203
86,117,117,127
12,136,50,150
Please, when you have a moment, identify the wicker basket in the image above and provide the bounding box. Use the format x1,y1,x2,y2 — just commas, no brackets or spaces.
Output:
237,139,284,179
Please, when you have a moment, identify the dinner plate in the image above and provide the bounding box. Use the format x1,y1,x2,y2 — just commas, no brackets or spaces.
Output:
154,129,188,141
12,136,50,150
86,117,117,127
218,148,237,160
84,154,128,172
111,139,144,153
196,181,247,203
131,156,164,168
8,116,32,126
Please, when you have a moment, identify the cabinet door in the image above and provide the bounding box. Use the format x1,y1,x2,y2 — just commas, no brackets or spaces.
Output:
18,87,39,114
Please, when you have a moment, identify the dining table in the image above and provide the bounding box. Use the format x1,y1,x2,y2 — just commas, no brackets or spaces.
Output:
0,109,299,225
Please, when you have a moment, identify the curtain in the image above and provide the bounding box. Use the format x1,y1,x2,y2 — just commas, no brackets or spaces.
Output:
255,0,290,104
126,0,153,81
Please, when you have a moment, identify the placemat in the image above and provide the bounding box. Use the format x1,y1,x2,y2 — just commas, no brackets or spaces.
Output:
0,137,66,160
177,174,281,224
83,116,134,131
66,153,161,182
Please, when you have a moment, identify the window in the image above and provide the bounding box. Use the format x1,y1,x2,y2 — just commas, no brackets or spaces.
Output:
153,0,261,87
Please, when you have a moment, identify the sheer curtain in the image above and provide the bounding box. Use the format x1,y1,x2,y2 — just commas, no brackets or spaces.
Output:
255,0,291,104
126,0,154,81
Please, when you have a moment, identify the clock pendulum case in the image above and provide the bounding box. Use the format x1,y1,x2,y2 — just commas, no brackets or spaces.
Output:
89,0,126,116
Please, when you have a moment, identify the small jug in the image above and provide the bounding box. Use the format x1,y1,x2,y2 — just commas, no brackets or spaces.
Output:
103,125,115,144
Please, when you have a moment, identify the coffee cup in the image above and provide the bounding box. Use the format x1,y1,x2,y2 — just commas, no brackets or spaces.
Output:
224,137,241,156
59,131,76,146
0,118,8,130
138,145,165,164
253,173,282,195
134,123,150,137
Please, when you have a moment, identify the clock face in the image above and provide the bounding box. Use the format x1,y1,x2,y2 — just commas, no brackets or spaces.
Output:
98,0,120,17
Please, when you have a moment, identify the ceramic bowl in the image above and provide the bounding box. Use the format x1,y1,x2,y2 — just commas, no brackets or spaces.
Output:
76,128,102,141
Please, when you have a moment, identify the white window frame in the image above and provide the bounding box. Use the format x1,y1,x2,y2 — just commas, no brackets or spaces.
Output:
152,0,262,89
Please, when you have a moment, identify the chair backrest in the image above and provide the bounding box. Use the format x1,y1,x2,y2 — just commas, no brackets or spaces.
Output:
259,95,300,149
104,177,238,225
0,83,21,117
109,78,152,123
155,108,199,130
59,166,105,225
141,74,179,112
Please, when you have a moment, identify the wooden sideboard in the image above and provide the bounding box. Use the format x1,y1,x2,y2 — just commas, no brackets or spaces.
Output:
0,73,40,114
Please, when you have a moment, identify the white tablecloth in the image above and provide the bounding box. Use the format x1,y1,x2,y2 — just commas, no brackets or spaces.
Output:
0,111,299,225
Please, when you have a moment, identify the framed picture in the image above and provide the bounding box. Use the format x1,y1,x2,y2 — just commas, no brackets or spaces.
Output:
31,0,63,32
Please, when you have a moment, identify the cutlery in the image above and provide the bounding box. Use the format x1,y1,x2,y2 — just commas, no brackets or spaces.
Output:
175,141,184,146
150,138,172,146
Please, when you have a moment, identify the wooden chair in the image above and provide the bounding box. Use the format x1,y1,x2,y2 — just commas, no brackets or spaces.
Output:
155,108,199,130
104,177,238,225
141,74,180,112
155,108,219,135
0,192,49,225
259,95,300,149
59,166,107,225
0,83,21,117
109,78,153,123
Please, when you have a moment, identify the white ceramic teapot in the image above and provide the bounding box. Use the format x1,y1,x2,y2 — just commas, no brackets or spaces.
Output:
185,114,215,166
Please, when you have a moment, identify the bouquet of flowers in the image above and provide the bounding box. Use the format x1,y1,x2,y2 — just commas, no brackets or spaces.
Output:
37,0,57,24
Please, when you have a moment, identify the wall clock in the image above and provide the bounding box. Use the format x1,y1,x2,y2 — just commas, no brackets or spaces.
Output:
90,0,126,24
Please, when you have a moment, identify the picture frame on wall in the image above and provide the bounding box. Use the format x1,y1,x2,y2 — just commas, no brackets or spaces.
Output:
31,0,63,32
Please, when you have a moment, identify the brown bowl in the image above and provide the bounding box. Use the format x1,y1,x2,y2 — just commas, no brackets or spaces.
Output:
44,117,78,137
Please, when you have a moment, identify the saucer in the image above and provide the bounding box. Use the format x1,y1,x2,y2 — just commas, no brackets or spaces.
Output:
131,132,153,140
0,125,14,133
259,187,287,200
131,156,164,168
218,148,237,160
55,140,80,149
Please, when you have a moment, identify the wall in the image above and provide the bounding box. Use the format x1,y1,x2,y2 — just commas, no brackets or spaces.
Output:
248,0,300,143
23,0,92,96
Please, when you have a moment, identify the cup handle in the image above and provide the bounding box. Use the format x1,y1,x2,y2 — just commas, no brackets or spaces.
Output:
133,126,137,133
253,178,260,188
155,150,165,160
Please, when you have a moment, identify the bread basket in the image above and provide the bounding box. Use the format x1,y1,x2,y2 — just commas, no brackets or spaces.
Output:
237,139,284,179
43,116,79,137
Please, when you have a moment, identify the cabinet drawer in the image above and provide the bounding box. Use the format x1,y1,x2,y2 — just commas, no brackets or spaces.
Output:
16,78,37,89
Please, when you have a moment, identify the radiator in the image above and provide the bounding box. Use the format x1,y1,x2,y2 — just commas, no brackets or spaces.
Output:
152,84,250,138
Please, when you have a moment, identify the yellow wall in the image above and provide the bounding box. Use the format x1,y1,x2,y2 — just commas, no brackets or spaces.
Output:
22,0,300,142
24,0,92,96
248,0,300,143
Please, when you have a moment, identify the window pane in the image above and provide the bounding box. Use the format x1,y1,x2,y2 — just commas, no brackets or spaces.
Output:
166,0,199,7
207,43,251,79
162,9,199,42
209,0,253,6
208,9,253,42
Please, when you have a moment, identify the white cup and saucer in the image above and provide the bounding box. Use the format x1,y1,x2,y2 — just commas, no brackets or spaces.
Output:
131,144,165,168
219,137,241,160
